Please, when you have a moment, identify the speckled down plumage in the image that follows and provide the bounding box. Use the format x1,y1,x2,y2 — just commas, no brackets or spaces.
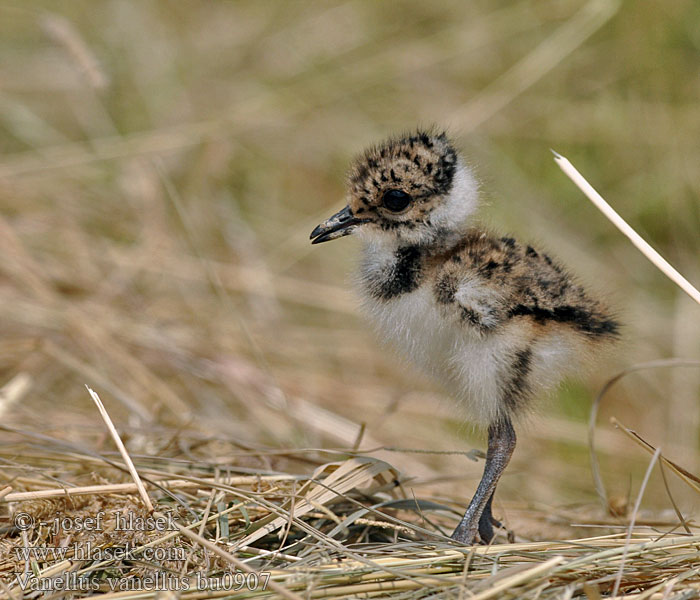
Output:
311,129,619,544
344,130,619,425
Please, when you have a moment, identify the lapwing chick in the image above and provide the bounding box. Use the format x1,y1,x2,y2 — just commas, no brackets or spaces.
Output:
310,130,618,545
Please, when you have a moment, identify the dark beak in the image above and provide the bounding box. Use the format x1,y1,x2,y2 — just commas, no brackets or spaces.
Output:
310,205,363,244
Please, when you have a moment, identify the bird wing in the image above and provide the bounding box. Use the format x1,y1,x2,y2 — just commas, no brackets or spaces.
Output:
450,273,513,332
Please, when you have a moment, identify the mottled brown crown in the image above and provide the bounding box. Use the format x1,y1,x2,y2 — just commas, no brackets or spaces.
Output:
347,130,458,216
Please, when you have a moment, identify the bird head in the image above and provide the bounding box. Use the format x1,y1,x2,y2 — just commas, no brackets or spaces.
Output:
311,130,479,247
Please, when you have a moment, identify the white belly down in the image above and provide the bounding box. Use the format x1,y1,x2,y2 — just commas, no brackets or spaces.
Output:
361,286,508,426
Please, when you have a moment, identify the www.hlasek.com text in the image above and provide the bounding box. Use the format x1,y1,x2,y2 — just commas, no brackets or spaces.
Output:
15,542,186,563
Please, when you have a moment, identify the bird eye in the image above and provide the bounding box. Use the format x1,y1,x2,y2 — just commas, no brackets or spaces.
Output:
381,189,412,213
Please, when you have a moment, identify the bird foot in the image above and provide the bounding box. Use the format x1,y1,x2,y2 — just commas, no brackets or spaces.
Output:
450,512,512,545
477,511,500,544
478,513,512,545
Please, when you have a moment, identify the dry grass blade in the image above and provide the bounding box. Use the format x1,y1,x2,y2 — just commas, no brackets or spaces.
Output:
1,474,299,503
612,446,661,597
554,151,700,306
0,372,31,419
611,418,700,496
40,12,108,89
468,557,565,600
86,385,153,512
588,359,700,507
452,0,621,130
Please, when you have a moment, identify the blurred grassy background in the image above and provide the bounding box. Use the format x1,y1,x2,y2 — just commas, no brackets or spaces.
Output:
1,0,699,536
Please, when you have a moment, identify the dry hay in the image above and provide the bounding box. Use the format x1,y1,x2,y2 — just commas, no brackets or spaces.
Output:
1,421,699,600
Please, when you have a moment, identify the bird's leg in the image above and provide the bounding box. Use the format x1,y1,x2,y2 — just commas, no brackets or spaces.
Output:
451,417,516,545
477,492,500,543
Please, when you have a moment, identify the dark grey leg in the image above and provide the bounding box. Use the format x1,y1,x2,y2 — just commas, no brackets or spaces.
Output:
451,417,516,545
477,492,502,543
